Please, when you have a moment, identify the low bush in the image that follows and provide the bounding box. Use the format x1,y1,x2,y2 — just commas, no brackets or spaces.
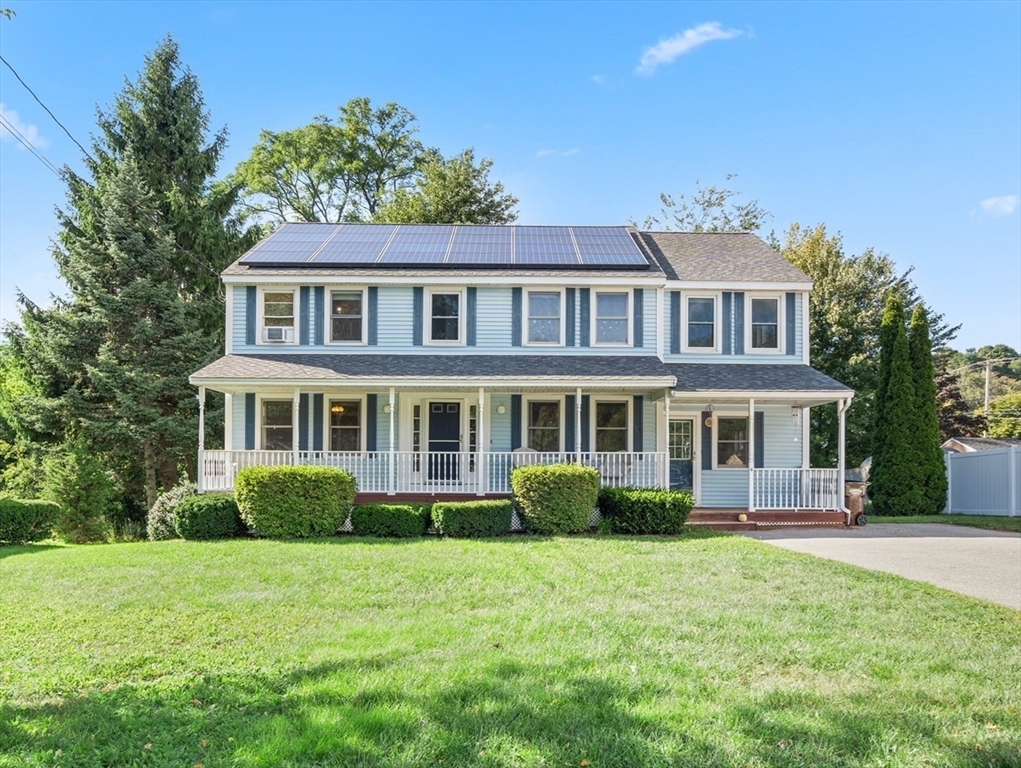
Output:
174,493,244,540
0,499,60,545
511,463,599,535
146,481,197,541
234,465,356,538
432,499,513,538
351,503,429,538
597,487,693,535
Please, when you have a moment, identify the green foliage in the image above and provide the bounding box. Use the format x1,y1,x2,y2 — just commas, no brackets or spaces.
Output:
42,444,119,543
350,503,430,538
988,393,1021,438
0,499,60,544
643,174,770,232
597,487,693,535
909,306,949,512
146,481,196,540
234,465,356,538
173,493,243,540
431,499,513,538
510,464,599,534
375,149,518,224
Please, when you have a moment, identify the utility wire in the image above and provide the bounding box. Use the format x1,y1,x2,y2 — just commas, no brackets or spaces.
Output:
0,54,96,163
0,113,61,176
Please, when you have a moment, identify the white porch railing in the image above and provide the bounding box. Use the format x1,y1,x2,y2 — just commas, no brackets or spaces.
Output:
199,450,668,494
751,468,842,510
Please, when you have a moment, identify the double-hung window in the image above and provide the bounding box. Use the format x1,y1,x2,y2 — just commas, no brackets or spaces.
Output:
684,295,717,351
261,290,296,343
716,417,748,467
749,296,781,352
330,291,363,343
527,401,560,451
329,400,362,451
594,401,628,452
527,292,562,344
429,292,461,343
594,292,629,345
262,400,293,450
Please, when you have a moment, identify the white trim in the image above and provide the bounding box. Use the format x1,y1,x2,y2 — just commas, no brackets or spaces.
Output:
223,273,668,287
591,289,633,347
523,288,566,347
589,397,633,453
802,291,810,365
324,394,368,453
424,287,467,346
324,286,369,346
681,292,722,354
744,293,785,355
194,376,677,390
522,395,566,452
225,284,234,354
664,280,813,291
256,287,299,346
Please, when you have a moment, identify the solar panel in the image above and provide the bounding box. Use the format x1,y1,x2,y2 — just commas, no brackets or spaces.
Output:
514,226,579,265
312,224,395,264
573,227,648,267
240,223,335,264
447,226,513,264
378,225,454,264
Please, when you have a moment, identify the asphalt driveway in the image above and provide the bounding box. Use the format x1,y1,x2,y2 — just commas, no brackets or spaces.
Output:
742,523,1021,610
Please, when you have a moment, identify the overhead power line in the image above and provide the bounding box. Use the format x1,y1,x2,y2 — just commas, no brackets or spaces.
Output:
0,113,61,177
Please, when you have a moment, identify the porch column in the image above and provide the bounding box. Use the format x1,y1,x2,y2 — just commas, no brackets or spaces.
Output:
802,406,810,468
838,398,848,514
292,388,300,466
575,387,583,462
197,387,206,493
663,389,671,489
747,397,755,512
478,387,486,496
388,387,396,496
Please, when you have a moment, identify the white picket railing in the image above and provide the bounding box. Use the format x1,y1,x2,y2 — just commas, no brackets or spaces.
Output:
751,468,842,510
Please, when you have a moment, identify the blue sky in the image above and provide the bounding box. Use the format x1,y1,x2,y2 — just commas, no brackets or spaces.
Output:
1,0,1018,350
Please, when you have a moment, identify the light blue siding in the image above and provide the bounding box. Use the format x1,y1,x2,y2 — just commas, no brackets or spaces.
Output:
377,287,413,348
373,393,397,452
476,288,513,348
489,394,512,450
643,397,657,452
761,405,804,468
701,470,748,507
231,393,247,450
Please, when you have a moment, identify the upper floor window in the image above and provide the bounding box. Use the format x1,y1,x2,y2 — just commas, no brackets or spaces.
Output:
330,291,363,343
683,295,717,352
594,401,628,452
527,291,562,344
262,400,293,450
527,400,561,451
329,400,362,451
429,291,462,343
594,292,629,345
748,296,781,352
261,290,296,343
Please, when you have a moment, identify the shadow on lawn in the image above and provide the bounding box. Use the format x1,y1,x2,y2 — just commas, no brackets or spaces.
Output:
0,543,63,561
272,527,725,547
4,657,1014,768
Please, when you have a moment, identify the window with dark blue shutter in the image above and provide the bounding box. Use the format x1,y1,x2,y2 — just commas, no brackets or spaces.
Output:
633,289,644,348
670,292,681,354
412,287,423,346
467,287,477,346
565,288,576,347
245,394,256,450
579,289,590,347
510,395,522,449
299,287,310,345
368,287,378,346
511,288,522,347
786,293,797,356
245,287,256,346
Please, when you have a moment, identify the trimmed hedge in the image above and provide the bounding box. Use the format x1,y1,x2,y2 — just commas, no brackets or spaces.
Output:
510,463,599,534
351,503,430,538
0,499,60,545
432,499,513,538
234,465,356,538
174,493,244,540
597,487,693,535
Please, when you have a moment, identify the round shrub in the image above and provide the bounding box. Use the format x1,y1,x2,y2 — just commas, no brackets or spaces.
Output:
510,463,599,535
234,465,356,538
432,499,513,538
351,503,429,538
146,481,197,541
174,493,243,540
597,487,693,535
0,499,60,545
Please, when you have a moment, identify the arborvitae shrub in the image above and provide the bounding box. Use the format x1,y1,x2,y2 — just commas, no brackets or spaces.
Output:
0,499,61,545
351,503,429,538
510,464,599,534
234,465,356,538
432,499,513,538
174,493,243,540
597,487,693,534
146,481,197,541
42,445,118,543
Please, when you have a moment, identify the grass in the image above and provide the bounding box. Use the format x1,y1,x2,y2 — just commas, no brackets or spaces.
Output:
1,534,1019,768
870,514,1021,533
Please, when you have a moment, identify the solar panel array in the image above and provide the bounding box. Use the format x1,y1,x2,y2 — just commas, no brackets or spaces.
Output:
239,223,649,269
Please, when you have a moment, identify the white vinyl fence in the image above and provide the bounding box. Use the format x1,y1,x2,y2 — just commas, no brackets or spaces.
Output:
945,446,1021,517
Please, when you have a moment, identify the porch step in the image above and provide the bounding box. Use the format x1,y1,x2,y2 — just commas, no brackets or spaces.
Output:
687,508,847,531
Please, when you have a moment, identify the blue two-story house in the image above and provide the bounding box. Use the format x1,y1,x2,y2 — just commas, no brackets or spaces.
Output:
190,223,854,519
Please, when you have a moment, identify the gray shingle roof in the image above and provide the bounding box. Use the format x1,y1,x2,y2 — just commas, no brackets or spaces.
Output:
638,232,811,284
191,354,675,381
942,437,1021,452
668,363,852,393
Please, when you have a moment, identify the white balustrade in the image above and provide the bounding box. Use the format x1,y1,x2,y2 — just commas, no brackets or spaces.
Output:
752,468,842,510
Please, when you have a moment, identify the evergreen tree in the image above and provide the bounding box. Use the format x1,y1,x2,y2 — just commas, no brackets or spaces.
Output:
871,293,904,481
909,305,949,512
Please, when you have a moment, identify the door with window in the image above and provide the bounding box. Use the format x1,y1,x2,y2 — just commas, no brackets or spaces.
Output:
669,419,694,492
427,402,460,481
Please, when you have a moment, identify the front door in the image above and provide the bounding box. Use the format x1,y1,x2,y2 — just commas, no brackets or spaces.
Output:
669,419,694,492
428,402,460,481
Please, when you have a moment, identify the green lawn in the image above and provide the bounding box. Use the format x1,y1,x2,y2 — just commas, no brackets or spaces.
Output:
1,535,1019,768
870,514,1021,533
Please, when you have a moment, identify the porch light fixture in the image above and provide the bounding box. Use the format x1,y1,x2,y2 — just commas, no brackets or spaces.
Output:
704,404,713,428
791,406,801,426
330,403,346,414
496,405,506,414
382,404,392,414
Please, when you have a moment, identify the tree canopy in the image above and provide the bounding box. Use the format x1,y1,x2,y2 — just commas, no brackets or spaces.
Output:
642,175,770,232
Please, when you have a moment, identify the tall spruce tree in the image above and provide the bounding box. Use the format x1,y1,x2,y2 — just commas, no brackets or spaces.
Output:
909,305,949,512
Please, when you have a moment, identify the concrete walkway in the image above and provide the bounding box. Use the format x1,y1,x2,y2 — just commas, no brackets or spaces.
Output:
742,523,1021,610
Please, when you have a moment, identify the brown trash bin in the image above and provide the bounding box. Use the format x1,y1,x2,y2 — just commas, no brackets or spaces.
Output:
844,481,868,523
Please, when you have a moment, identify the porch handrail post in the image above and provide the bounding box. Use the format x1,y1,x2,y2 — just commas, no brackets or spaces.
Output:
575,386,582,463
837,397,848,513
388,387,396,496
748,397,755,512
478,387,487,496
197,386,206,493
292,387,300,467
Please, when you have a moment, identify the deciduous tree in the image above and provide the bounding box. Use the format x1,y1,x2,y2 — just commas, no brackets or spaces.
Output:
642,174,770,232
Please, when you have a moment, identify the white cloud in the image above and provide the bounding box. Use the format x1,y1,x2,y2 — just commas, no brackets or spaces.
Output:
0,103,49,149
536,149,557,157
980,195,1019,217
562,147,580,156
591,74,608,85
635,22,743,76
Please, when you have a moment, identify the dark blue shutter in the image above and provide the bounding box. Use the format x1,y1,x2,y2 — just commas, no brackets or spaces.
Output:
298,393,309,450
733,292,745,355
670,291,681,354
580,395,590,451
366,394,377,452
786,293,797,355
565,394,576,451
633,289,644,348
510,395,522,449
245,286,256,346
412,287,423,346
312,394,324,451
754,411,765,468
579,289,591,347
244,393,256,450
565,288,576,347
701,411,712,471
511,288,522,347
722,292,733,355
632,395,644,452
313,287,324,345
368,286,378,346
466,287,477,346
299,287,310,345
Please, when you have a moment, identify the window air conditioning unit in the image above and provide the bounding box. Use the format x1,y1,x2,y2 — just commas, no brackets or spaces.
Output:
263,327,294,343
